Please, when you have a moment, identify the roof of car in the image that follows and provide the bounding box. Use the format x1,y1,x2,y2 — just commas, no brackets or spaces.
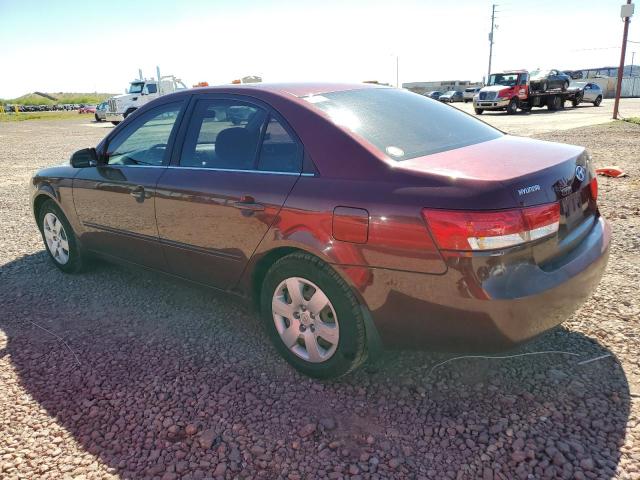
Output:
186,82,386,98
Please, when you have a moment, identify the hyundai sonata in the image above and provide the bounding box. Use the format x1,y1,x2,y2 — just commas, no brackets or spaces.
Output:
31,83,610,378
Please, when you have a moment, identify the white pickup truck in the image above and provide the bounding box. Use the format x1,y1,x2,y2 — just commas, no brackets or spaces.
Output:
106,68,187,125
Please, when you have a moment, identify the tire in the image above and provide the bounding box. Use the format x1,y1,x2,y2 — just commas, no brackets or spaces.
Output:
38,199,86,273
547,95,561,111
94,113,103,122
474,108,484,115
260,252,367,379
594,96,602,107
123,108,136,119
506,98,518,115
111,121,120,126
571,93,582,108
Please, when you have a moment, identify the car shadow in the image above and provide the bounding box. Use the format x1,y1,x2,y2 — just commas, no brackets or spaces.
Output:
0,252,630,479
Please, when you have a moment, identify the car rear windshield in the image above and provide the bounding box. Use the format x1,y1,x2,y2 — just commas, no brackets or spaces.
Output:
304,88,502,160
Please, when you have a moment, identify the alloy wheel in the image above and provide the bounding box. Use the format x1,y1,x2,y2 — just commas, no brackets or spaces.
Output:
43,212,70,265
272,277,340,363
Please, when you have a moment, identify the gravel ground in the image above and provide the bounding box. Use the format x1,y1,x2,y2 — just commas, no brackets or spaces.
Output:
0,118,639,480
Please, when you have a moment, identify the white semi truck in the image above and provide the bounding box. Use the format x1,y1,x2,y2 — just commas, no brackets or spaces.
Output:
105,67,187,125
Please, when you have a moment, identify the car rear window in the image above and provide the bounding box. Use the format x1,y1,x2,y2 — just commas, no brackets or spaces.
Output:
303,88,502,160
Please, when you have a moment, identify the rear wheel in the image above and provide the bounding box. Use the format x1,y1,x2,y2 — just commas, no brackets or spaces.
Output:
38,200,86,273
547,95,562,111
260,252,367,379
506,98,518,115
594,96,602,107
474,108,484,115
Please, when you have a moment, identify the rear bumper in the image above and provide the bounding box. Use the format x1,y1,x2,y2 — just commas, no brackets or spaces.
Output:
105,112,124,122
355,217,610,351
474,98,509,109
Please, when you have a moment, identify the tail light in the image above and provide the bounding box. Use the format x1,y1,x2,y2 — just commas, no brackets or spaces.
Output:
422,203,560,251
589,177,598,201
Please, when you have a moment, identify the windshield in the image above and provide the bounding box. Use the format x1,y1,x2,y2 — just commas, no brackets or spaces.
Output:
570,81,586,88
128,82,144,94
529,70,549,79
303,88,502,161
487,74,518,87
445,91,457,95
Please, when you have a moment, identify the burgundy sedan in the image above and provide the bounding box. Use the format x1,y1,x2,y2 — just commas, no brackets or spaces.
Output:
31,83,610,378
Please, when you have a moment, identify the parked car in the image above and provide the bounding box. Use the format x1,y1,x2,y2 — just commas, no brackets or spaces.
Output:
95,102,108,122
439,90,463,103
79,105,97,114
31,83,610,378
567,82,603,107
424,91,443,99
529,69,571,92
463,87,481,103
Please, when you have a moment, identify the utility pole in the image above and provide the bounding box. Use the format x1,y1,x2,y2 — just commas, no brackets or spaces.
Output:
487,4,497,84
613,1,634,120
631,51,636,76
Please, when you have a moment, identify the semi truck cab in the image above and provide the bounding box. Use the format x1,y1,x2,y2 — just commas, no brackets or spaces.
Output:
473,71,530,115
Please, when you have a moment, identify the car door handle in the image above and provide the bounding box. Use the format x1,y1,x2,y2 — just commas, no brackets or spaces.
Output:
232,197,265,212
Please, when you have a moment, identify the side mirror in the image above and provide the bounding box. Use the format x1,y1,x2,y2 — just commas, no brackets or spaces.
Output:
70,148,98,168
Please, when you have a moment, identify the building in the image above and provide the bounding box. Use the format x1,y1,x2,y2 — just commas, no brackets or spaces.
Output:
402,80,482,95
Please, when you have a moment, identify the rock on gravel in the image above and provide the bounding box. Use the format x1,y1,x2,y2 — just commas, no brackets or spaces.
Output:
0,118,639,479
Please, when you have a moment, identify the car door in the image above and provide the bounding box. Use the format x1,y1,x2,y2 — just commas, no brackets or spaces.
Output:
73,100,186,267
155,95,303,289
583,83,595,102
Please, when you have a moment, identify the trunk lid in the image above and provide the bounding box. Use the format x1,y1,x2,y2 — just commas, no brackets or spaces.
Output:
397,135,598,249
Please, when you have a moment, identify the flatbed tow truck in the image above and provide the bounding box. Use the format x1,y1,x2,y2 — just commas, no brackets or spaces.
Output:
473,70,580,115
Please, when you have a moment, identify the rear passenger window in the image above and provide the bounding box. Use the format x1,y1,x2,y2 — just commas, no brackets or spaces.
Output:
180,100,267,170
258,117,301,173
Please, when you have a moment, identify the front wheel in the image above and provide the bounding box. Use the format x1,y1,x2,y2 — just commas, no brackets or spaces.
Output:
38,200,86,273
260,252,367,379
594,96,602,107
506,98,518,115
474,107,484,115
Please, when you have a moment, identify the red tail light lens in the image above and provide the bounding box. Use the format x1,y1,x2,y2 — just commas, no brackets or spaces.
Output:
589,177,598,201
422,203,560,251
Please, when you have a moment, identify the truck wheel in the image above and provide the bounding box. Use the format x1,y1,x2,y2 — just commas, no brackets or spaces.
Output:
547,95,561,111
594,96,602,107
506,98,518,115
111,121,120,126
123,108,136,119
474,108,484,115
520,102,532,112
94,113,102,122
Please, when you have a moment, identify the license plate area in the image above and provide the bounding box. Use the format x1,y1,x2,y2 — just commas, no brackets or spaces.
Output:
561,191,584,229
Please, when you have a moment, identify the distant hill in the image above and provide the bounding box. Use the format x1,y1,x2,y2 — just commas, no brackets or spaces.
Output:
1,92,117,105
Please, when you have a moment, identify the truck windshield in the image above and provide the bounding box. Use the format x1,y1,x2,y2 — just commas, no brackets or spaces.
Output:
303,88,502,161
487,74,518,87
128,83,144,94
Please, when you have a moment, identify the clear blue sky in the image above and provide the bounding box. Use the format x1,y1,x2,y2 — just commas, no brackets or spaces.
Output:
0,0,635,97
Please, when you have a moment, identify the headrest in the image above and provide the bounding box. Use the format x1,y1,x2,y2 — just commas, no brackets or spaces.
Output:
215,128,256,168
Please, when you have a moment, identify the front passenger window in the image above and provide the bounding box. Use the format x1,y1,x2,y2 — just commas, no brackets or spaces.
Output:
107,102,183,166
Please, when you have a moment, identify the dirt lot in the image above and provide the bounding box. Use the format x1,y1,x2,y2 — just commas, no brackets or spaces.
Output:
0,116,639,480
453,98,640,136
